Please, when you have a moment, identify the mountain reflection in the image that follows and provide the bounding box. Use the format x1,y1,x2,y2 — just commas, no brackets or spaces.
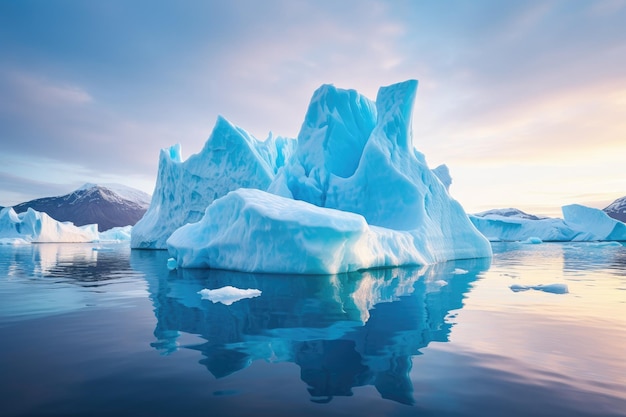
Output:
131,251,490,405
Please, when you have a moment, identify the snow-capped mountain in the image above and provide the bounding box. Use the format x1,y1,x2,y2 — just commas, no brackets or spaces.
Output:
473,208,546,220
12,184,151,232
604,196,626,222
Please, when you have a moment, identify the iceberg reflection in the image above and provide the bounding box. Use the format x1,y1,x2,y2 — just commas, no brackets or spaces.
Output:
0,243,139,322
131,252,490,405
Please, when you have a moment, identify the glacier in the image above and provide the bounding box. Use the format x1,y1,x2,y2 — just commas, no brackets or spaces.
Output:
164,80,493,274
0,207,99,244
131,117,295,249
470,204,626,242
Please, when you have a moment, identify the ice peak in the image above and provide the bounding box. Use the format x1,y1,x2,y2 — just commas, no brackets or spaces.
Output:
373,79,418,152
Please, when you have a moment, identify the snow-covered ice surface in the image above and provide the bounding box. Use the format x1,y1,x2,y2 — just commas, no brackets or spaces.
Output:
198,286,262,305
131,118,295,249
166,80,492,273
0,207,98,243
471,204,626,242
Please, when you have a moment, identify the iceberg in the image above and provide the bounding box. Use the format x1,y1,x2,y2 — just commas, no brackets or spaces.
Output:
0,207,99,243
470,204,626,242
131,117,295,249
562,204,626,241
166,80,492,273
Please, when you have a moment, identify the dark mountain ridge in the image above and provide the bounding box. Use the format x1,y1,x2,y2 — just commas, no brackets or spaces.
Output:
604,196,626,223
11,184,151,232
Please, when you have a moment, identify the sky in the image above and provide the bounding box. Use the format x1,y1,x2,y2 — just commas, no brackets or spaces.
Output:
1,0,625,217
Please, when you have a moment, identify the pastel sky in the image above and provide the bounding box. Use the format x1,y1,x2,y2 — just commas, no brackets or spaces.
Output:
1,0,625,216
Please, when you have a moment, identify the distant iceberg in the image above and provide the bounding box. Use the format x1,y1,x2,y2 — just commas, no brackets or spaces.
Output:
96,225,133,242
0,207,133,244
470,204,626,242
164,80,492,273
0,207,99,243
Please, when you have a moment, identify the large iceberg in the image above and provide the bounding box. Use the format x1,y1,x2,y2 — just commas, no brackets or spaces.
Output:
166,80,492,273
131,117,295,249
470,204,626,242
0,207,99,244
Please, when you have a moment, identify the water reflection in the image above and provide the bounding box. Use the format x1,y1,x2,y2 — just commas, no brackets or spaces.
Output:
0,243,143,322
562,242,626,275
0,242,134,283
131,251,490,404
491,242,626,276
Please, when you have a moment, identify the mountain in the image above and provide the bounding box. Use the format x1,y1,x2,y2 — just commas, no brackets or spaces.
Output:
12,183,151,232
473,208,546,220
604,196,626,223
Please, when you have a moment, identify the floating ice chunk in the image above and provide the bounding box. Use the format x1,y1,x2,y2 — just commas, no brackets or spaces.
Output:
521,237,543,244
452,268,468,274
510,283,569,294
588,241,623,247
92,247,115,252
166,257,177,270
198,286,262,305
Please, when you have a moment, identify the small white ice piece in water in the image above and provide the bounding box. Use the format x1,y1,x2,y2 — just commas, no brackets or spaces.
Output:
510,283,569,294
166,257,177,270
198,286,262,305
521,237,543,244
452,268,468,274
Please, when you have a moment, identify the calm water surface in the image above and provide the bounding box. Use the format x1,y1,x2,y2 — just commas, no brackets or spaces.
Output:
0,242,624,416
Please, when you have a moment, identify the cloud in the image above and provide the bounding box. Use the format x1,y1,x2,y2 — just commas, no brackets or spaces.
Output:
0,171,78,206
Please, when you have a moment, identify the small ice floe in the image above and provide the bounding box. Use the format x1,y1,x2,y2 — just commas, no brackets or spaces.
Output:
589,241,622,248
166,257,178,270
198,286,262,305
510,283,569,294
521,237,543,244
434,280,448,287
92,246,115,252
452,268,468,274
